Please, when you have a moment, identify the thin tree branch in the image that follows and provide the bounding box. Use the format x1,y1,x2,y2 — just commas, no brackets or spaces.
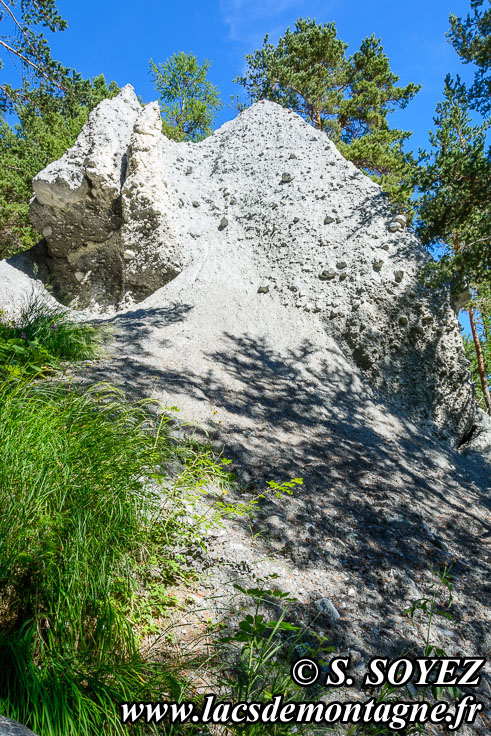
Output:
0,36,66,95
0,0,41,64
0,37,51,83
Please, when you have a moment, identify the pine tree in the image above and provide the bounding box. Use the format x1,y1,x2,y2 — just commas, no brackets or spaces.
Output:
416,76,490,412
415,0,490,413
463,285,490,413
448,0,490,115
150,52,222,142
417,77,490,291
234,18,419,210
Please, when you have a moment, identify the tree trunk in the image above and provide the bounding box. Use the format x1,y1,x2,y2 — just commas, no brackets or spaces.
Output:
468,307,491,413
481,308,489,346
314,108,322,131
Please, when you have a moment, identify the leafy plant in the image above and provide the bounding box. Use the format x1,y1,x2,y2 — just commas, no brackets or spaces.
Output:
343,567,461,736
403,565,461,702
217,583,309,734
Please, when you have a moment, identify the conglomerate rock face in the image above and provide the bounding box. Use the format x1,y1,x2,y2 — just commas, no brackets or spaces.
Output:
0,716,38,735
28,85,476,442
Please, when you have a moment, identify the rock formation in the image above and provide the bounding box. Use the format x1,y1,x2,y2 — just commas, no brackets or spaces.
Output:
2,88,490,725
0,716,38,736
25,85,476,443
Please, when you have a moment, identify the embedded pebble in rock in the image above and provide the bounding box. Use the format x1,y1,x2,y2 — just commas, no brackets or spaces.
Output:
319,270,337,281
314,598,341,622
0,717,38,736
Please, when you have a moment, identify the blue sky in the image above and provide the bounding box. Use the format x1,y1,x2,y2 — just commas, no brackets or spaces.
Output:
38,0,475,153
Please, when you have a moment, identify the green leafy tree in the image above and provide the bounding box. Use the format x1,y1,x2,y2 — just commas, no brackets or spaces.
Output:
150,52,222,142
234,18,420,210
0,75,119,258
448,0,490,116
0,0,68,109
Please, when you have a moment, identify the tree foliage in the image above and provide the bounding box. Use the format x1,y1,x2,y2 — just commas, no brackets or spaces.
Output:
447,0,491,115
0,0,68,110
234,18,420,209
150,52,222,142
416,0,490,412
416,76,490,292
0,75,119,258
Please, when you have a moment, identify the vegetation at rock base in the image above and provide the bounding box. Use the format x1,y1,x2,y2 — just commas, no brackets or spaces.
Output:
0,303,222,734
0,297,101,376
150,52,222,142
234,17,420,211
0,300,313,735
0,380,176,735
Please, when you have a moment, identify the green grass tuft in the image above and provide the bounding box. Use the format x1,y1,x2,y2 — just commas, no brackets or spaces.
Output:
0,295,101,377
0,378,190,734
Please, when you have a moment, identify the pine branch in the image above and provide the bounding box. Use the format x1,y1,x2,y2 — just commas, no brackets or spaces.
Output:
0,0,41,63
0,38,52,86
